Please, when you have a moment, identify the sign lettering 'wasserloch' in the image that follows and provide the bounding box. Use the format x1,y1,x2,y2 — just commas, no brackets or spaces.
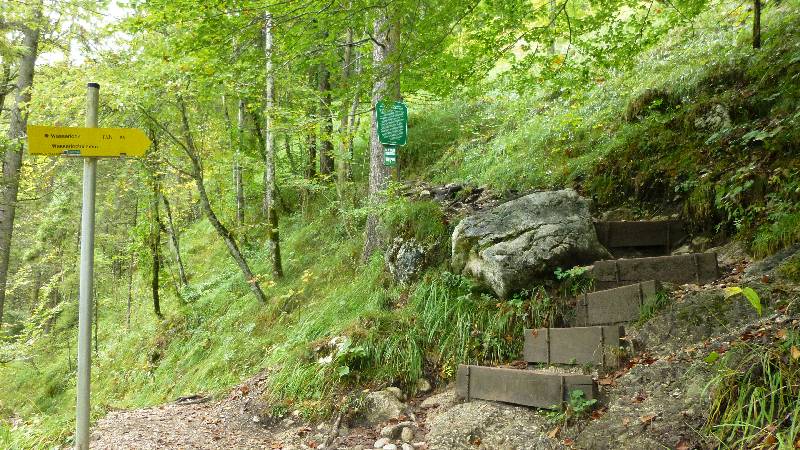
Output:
376,100,408,147
27,125,151,157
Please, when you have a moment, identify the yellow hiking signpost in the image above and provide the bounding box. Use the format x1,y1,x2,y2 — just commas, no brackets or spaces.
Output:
27,125,151,157
27,83,150,450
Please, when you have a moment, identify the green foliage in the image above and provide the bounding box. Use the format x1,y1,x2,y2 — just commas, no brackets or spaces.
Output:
547,389,598,424
705,335,800,448
724,286,763,317
425,2,800,256
554,266,594,299
637,290,670,325
778,253,800,283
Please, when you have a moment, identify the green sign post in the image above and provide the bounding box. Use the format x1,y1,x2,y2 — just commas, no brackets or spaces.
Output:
376,100,407,167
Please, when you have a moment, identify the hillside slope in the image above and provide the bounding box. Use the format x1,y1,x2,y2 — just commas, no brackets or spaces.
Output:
1,1,800,449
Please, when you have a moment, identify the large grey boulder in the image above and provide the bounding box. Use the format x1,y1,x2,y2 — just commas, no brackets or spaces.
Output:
451,189,610,298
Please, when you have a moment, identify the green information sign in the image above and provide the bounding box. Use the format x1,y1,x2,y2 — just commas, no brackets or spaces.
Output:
376,100,408,147
383,146,397,167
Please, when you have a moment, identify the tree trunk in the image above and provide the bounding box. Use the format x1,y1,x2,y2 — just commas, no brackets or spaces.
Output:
0,9,41,329
150,168,163,319
263,12,284,278
235,99,246,225
318,60,334,177
362,10,400,261
162,193,188,287
177,97,268,304
0,62,12,114
753,0,761,49
337,27,355,195
127,195,138,331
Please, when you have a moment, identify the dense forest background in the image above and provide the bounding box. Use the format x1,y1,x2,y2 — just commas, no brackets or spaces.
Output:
1,0,800,447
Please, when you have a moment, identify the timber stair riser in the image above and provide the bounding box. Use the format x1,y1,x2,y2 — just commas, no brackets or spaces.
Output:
591,252,719,290
575,280,661,326
523,326,625,367
594,220,687,255
456,365,596,408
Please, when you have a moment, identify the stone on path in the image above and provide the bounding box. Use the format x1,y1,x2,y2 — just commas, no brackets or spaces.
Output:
452,189,611,298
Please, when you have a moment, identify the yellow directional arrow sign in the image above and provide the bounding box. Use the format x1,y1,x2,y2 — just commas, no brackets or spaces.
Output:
27,125,151,157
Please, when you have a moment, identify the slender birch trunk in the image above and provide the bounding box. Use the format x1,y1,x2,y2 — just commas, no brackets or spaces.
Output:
0,5,41,329
161,193,188,287
235,99,246,225
263,11,284,278
318,60,334,177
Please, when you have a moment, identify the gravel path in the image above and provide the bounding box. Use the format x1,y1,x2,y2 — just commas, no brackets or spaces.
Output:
91,400,277,450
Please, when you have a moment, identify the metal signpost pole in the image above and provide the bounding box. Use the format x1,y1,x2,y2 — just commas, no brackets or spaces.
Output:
76,82,99,450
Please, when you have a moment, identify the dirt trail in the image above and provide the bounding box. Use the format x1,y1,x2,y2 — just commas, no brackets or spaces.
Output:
91,400,276,450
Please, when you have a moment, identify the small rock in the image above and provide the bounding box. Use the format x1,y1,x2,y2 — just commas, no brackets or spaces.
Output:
402,444,414,450
415,378,431,393
364,391,406,425
383,445,398,450
251,415,260,423
420,390,458,409
411,443,427,449
381,421,414,439
400,427,414,442
385,386,404,401
374,438,390,449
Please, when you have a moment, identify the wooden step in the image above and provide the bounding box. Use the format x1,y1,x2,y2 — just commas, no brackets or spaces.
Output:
591,253,718,289
594,220,687,254
455,365,596,409
523,326,625,367
575,280,662,326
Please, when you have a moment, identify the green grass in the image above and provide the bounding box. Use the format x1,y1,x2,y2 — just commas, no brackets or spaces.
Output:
705,333,800,449
0,189,549,445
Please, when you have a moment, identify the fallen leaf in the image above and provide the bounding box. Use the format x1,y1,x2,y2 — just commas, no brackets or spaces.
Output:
547,426,560,439
590,407,607,420
562,437,574,446
598,377,615,386
704,351,720,364
792,346,800,360
675,438,691,450
622,418,630,426
639,414,656,425
777,329,789,340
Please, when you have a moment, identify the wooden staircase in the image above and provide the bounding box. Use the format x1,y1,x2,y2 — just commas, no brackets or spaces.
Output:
455,220,720,409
